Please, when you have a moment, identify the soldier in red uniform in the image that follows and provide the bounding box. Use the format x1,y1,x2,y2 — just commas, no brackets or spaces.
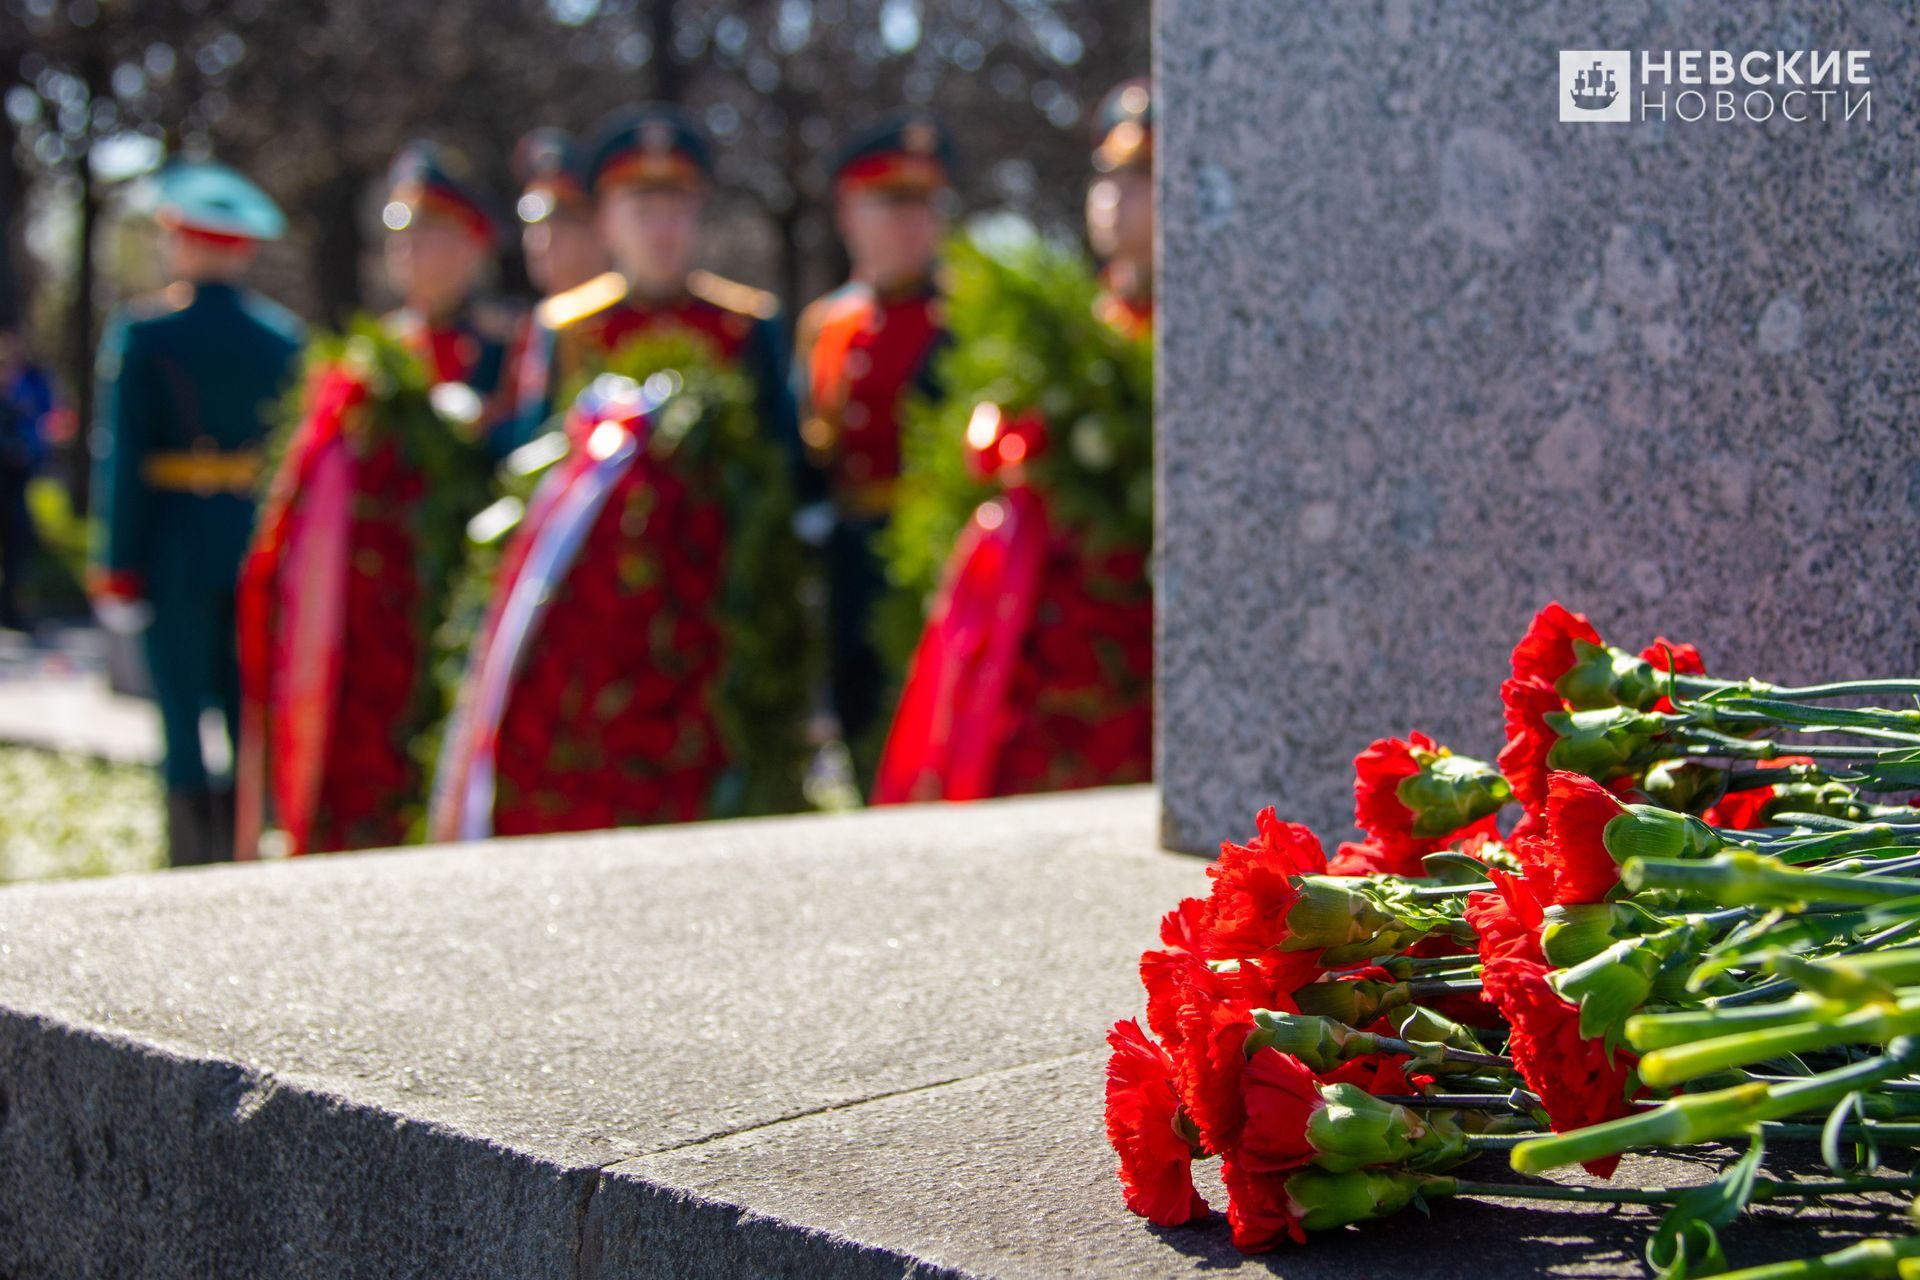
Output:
509,104,794,452
792,114,955,773
379,142,519,453
513,128,607,301
872,81,1157,805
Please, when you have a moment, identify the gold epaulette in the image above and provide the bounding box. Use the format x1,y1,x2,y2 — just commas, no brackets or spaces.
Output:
687,269,778,321
833,478,897,520
536,271,630,332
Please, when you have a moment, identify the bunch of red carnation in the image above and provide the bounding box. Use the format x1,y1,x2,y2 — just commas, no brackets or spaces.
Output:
1111,604,1920,1268
1104,602,1777,1250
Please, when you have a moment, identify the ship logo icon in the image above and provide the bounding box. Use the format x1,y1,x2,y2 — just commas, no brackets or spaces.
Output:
1559,50,1633,123
1570,60,1619,110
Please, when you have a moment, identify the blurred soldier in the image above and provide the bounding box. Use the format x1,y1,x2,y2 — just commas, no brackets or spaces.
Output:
1087,78,1155,340
792,113,954,769
0,324,53,632
513,128,607,300
873,81,1156,805
380,142,519,452
511,103,794,450
89,160,302,865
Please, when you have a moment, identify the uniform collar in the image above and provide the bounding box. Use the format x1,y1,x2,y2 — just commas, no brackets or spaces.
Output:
866,271,938,305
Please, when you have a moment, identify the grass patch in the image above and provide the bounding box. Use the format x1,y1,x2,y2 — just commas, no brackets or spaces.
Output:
0,744,163,881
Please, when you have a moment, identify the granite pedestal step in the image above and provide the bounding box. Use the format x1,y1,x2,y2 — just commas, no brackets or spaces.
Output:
0,788,1903,1277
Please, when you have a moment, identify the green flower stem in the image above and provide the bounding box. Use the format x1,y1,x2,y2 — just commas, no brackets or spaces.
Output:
1377,1092,1537,1113
1637,1004,1920,1087
1462,1133,1534,1151
1372,954,1485,979
1688,677,1920,702
1511,1039,1920,1173
1760,1121,1920,1144
1796,948,1920,984
1677,733,1886,763
1693,696,1920,736
1760,828,1920,865
1426,1176,1681,1205
1406,977,1484,999
1425,1174,1920,1209
1716,920,1920,1007
1368,1035,1513,1071
1626,996,1830,1051
1749,1075,1920,1096
1706,1234,1920,1280
1622,853,1920,908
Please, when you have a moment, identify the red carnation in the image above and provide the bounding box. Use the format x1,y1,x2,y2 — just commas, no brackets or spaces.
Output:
1141,944,1317,1055
1104,1019,1210,1227
1467,873,1638,1176
1522,770,1626,906
1348,731,1504,877
1639,637,1703,677
1326,839,1399,877
1498,675,1566,827
1704,756,1813,830
1351,733,1428,867
1319,1047,1415,1095
1203,809,1328,957
1220,1156,1307,1252
1172,992,1258,1154
1464,867,1546,966
1510,601,1601,690
1236,1047,1325,1174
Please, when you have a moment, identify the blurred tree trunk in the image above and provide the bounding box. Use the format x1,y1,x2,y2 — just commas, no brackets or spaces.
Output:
649,0,683,102
67,37,106,514
312,166,367,326
0,86,22,328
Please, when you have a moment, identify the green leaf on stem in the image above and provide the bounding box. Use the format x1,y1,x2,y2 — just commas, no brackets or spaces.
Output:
1645,1131,1765,1280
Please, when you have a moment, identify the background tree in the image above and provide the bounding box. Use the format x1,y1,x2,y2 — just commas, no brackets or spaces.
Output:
4,0,1148,510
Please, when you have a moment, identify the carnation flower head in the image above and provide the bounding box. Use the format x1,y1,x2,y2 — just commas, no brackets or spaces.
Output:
1510,602,1602,690
1203,808,1328,957
1467,873,1638,1176
1105,1019,1210,1226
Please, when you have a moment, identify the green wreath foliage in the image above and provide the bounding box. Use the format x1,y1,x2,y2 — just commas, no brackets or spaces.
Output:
876,223,1155,668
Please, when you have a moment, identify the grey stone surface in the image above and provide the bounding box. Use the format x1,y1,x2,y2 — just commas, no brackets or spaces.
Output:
1154,1,1920,850
0,790,1907,1276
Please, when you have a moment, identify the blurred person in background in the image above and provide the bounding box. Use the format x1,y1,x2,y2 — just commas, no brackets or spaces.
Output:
792,113,954,783
872,78,1156,806
89,160,303,865
0,324,53,633
513,128,607,301
380,142,520,454
1086,78,1155,340
510,103,794,451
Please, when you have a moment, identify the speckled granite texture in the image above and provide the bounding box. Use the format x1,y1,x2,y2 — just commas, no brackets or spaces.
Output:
0,791,1903,1276
1155,0,1920,851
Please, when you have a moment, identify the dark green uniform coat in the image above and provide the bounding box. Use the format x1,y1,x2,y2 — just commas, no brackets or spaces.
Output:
92,281,303,791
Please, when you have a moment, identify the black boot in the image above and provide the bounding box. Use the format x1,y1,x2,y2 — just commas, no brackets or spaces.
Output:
165,788,215,868
205,785,236,863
